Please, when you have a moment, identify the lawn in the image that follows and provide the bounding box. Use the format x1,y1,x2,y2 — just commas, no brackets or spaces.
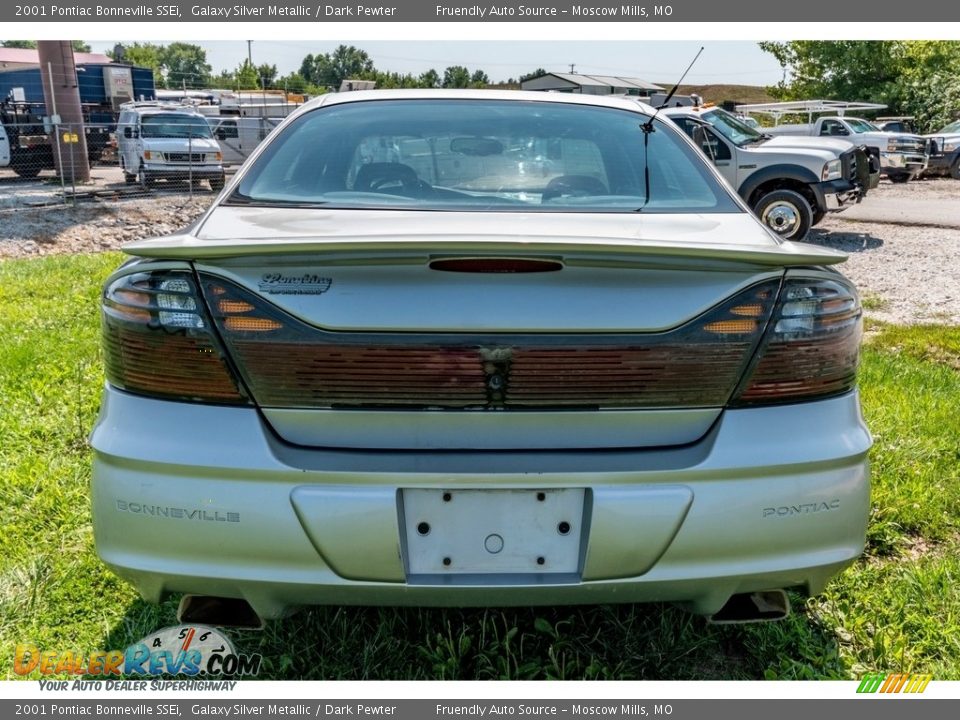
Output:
1,252,958,680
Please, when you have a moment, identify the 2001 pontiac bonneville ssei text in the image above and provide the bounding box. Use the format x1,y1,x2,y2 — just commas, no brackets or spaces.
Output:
91,90,871,626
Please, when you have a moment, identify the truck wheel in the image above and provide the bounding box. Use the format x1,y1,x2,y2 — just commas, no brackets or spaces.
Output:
753,190,812,241
888,172,910,183
812,208,826,226
209,173,225,192
137,166,152,191
12,164,42,179
950,158,960,181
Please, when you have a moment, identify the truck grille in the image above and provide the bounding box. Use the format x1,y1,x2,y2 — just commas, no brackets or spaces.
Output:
164,152,207,163
202,276,781,411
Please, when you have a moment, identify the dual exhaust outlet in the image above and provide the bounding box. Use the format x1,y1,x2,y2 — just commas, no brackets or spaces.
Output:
177,589,790,629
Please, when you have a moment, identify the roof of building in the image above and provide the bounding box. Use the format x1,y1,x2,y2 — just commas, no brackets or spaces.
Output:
0,47,113,66
527,72,662,92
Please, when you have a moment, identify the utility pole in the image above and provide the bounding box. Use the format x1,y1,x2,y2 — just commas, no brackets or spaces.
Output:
38,40,90,184
247,40,253,66
569,63,576,74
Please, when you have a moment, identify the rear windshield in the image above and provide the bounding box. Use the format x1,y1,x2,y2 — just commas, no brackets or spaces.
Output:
141,114,213,139
231,99,740,213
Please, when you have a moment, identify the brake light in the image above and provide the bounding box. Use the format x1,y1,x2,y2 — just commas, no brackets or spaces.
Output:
731,276,862,405
198,275,781,411
101,270,248,404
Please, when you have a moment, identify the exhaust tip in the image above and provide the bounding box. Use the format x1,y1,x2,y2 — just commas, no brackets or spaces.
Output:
708,590,790,624
177,595,264,629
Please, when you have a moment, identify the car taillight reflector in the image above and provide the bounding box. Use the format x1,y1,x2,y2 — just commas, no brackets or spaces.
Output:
101,271,248,404
731,277,862,405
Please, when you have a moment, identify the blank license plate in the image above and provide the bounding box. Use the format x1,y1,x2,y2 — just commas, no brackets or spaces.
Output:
401,488,585,575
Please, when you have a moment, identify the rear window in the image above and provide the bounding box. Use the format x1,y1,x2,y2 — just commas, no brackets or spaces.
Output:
231,99,740,214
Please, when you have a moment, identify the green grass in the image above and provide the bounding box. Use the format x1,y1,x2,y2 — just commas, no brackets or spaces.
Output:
1,253,959,680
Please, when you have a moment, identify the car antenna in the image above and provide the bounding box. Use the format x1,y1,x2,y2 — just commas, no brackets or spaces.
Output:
639,46,704,212
642,46,704,134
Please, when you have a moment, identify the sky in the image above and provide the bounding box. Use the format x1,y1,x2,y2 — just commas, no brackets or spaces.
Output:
87,40,785,87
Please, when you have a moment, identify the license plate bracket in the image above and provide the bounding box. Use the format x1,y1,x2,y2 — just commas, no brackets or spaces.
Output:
400,488,586,577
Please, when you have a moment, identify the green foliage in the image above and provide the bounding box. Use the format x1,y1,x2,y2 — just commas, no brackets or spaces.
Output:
419,69,441,89
2,40,91,52
110,42,165,88
300,45,374,89
442,65,472,89
759,40,960,132
519,68,548,82
233,59,261,90
160,42,211,90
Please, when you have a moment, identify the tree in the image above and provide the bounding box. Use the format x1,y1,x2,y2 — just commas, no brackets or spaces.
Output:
2,40,90,52
759,40,960,132
519,68,548,82
419,69,441,88
160,42,211,89
256,63,278,88
300,45,374,89
277,72,311,94
110,42,165,87
758,41,902,104
442,65,472,89
233,60,260,90
470,70,490,87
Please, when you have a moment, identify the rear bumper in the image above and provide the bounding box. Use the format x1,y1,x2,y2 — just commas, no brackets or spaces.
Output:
91,387,871,618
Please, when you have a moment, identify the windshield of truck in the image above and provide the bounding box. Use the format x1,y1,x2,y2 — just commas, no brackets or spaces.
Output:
140,114,214,139
936,120,960,134
700,109,763,147
231,99,740,213
845,118,879,133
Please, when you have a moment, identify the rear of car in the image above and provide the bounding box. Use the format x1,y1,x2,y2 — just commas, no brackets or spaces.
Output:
91,91,870,623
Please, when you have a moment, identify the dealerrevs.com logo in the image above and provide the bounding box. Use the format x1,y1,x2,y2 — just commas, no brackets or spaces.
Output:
856,672,932,694
14,625,261,677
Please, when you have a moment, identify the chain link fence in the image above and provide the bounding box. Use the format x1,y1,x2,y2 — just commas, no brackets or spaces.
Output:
0,119,234,210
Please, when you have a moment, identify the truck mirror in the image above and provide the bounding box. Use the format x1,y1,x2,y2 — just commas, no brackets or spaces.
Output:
123,127,133,139
216,129,227,141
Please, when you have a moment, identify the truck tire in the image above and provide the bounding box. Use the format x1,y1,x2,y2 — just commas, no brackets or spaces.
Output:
888,172,910,183
12,164,42,179
950,157,960,181
753,189,812,241
209,173,225,192
137,165,153,191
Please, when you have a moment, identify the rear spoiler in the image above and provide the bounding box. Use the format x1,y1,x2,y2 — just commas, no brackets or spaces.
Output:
124,233,847,267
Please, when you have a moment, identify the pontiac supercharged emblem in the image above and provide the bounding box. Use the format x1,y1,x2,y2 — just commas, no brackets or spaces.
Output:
258,273,333,295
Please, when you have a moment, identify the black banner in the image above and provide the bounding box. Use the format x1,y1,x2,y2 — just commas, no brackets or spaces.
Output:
3,0,959,22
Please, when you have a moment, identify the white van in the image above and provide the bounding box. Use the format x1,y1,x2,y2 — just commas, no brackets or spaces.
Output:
116,102,225,190
208,116,281,166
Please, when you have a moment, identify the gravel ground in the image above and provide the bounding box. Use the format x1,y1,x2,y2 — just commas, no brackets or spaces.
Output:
0,178,958,324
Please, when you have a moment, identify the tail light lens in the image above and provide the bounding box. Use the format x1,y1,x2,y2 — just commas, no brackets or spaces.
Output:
198,274,781,410
731,276,862,405
101,270,248,404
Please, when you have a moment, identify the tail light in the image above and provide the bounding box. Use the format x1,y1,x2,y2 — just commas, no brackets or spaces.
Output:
101,270,248,404
731,276,862,405
198,274,781,410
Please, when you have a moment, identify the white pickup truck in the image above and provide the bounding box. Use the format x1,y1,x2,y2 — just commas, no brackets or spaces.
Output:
664,106,879,241
764,116,928,183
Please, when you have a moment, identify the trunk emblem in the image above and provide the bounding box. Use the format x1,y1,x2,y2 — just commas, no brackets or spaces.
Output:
257,273,333,295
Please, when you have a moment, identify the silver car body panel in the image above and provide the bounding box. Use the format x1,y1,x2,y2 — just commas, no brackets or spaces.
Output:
92,386,870,617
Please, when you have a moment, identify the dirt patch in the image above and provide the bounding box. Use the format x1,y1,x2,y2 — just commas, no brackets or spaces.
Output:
0,196,210,259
